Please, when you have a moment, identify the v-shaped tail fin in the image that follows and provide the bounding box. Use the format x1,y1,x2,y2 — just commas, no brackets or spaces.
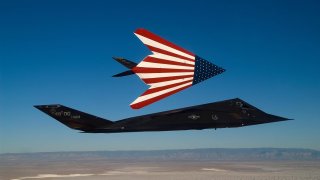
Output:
112,57,137,77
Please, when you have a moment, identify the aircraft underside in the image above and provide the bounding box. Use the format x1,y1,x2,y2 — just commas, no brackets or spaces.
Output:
35,98,289,133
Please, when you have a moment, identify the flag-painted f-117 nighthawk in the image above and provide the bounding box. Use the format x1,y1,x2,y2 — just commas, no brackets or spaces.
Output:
113,29,225,109
34,98,289,133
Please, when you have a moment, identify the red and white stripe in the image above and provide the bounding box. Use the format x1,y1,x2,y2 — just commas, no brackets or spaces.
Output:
131,29,196,109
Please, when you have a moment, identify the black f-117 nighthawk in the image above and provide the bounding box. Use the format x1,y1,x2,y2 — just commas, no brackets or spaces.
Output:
34,98,289,133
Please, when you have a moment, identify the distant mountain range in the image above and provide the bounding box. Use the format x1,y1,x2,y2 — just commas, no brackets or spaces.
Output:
1,148,320,162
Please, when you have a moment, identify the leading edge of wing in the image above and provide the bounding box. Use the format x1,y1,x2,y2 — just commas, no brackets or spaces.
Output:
134,28,195,58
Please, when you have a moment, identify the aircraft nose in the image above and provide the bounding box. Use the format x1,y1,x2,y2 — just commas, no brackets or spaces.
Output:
265,114,292,122
192,56,225,85
242,112,291,126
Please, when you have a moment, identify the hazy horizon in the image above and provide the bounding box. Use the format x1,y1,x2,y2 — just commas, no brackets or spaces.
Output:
1,148,320,180
1,147,320,155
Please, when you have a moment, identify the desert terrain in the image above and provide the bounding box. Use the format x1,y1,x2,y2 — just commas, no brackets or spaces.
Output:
1,148,319,180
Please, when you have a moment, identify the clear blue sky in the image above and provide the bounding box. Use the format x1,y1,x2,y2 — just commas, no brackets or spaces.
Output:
0,0,319,153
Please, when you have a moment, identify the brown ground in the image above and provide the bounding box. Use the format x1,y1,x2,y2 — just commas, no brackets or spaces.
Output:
1,160,320,180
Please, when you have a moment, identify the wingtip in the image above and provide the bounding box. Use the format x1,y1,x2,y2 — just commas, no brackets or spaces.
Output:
277,117,293,122
134,28,147,34
284,118,294,121
130,104,141,109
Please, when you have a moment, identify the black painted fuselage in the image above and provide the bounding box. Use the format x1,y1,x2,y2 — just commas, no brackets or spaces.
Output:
35,98,289,133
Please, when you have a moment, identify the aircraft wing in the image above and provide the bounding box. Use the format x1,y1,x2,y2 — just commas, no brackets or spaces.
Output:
34,104,114,132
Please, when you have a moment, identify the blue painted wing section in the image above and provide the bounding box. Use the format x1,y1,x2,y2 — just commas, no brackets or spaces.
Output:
192,56,225,85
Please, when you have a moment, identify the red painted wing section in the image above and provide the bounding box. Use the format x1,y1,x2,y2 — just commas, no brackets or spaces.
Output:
135,28,195,57
130,29,196,109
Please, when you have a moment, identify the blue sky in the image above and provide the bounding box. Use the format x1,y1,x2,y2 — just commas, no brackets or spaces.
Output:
0,0,319,153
